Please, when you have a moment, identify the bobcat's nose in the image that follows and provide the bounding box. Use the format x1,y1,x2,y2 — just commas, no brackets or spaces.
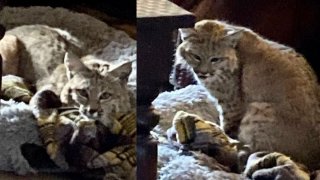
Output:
85,108,100,118
88,109,97,114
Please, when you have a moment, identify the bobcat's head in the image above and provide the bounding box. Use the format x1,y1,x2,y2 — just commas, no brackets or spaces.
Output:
173,20,243,99
61,53,133,126
175,20,244,81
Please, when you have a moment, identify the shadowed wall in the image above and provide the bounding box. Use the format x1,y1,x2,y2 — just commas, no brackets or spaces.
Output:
172,0,320,80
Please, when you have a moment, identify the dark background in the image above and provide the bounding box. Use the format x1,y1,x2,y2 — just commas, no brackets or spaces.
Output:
1,0,137,38
172,0,320,80
2,0,136,21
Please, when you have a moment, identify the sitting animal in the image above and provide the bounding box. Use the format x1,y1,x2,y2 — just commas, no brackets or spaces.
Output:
171,20,320,169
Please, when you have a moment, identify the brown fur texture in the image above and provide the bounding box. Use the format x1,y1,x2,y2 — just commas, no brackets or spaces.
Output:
244,152,310,180
0,24,134,128
0,34,19,75
173,20,320,169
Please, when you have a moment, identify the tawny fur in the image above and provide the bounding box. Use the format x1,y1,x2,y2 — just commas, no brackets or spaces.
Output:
0,24,134,129
174,20,320,169
0,34,19,75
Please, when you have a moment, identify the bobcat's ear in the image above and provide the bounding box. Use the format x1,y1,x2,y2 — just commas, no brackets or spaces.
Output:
108,61,132,82
179,28,197,41
60,83,71,104
64,52,87,79
222,29,244,48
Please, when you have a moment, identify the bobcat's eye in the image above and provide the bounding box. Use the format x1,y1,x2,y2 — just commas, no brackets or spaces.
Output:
99,92,112,100
191,54,201,62
210,57,221,63
76,89,88,98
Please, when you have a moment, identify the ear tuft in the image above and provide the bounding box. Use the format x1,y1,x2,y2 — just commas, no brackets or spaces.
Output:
179,28,196,41
195,20,226,41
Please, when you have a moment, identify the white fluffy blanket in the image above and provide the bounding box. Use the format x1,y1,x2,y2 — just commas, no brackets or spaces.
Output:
157,144,244,180
152,85,245,179
0,100,42,174
152,85,222,133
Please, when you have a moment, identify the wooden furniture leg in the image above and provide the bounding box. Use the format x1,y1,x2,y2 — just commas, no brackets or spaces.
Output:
0,24,5,97
137,1,195,179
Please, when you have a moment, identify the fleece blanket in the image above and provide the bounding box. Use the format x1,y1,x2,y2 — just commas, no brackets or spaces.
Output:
152,85,243,180
152,85,311,180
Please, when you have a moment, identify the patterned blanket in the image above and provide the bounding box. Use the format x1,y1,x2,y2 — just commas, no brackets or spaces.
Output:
154,109,311,180
37,108,137,180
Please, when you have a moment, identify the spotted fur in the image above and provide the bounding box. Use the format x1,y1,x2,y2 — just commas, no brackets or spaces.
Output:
173,20,320,169
173,21,244,138
1,25,135,125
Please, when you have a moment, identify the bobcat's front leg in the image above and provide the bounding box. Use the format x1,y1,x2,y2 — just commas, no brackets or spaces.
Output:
238,102,277,151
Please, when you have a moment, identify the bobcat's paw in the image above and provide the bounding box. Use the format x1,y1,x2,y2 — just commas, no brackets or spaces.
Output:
244,152,310,180
47,144,69,170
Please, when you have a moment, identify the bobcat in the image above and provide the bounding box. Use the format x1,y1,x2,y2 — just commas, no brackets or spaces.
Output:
172,20,320,169
0,24,134,129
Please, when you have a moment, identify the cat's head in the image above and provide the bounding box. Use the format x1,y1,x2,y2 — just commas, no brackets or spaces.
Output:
176,20,244,79
61,52,133,122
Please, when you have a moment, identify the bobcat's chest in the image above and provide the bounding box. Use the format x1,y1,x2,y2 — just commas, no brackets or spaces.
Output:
198,71,245,136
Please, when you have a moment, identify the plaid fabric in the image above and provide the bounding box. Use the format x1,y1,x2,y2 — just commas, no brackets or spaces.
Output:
168,111,239,168
0,75,33,103
38,108,136,179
